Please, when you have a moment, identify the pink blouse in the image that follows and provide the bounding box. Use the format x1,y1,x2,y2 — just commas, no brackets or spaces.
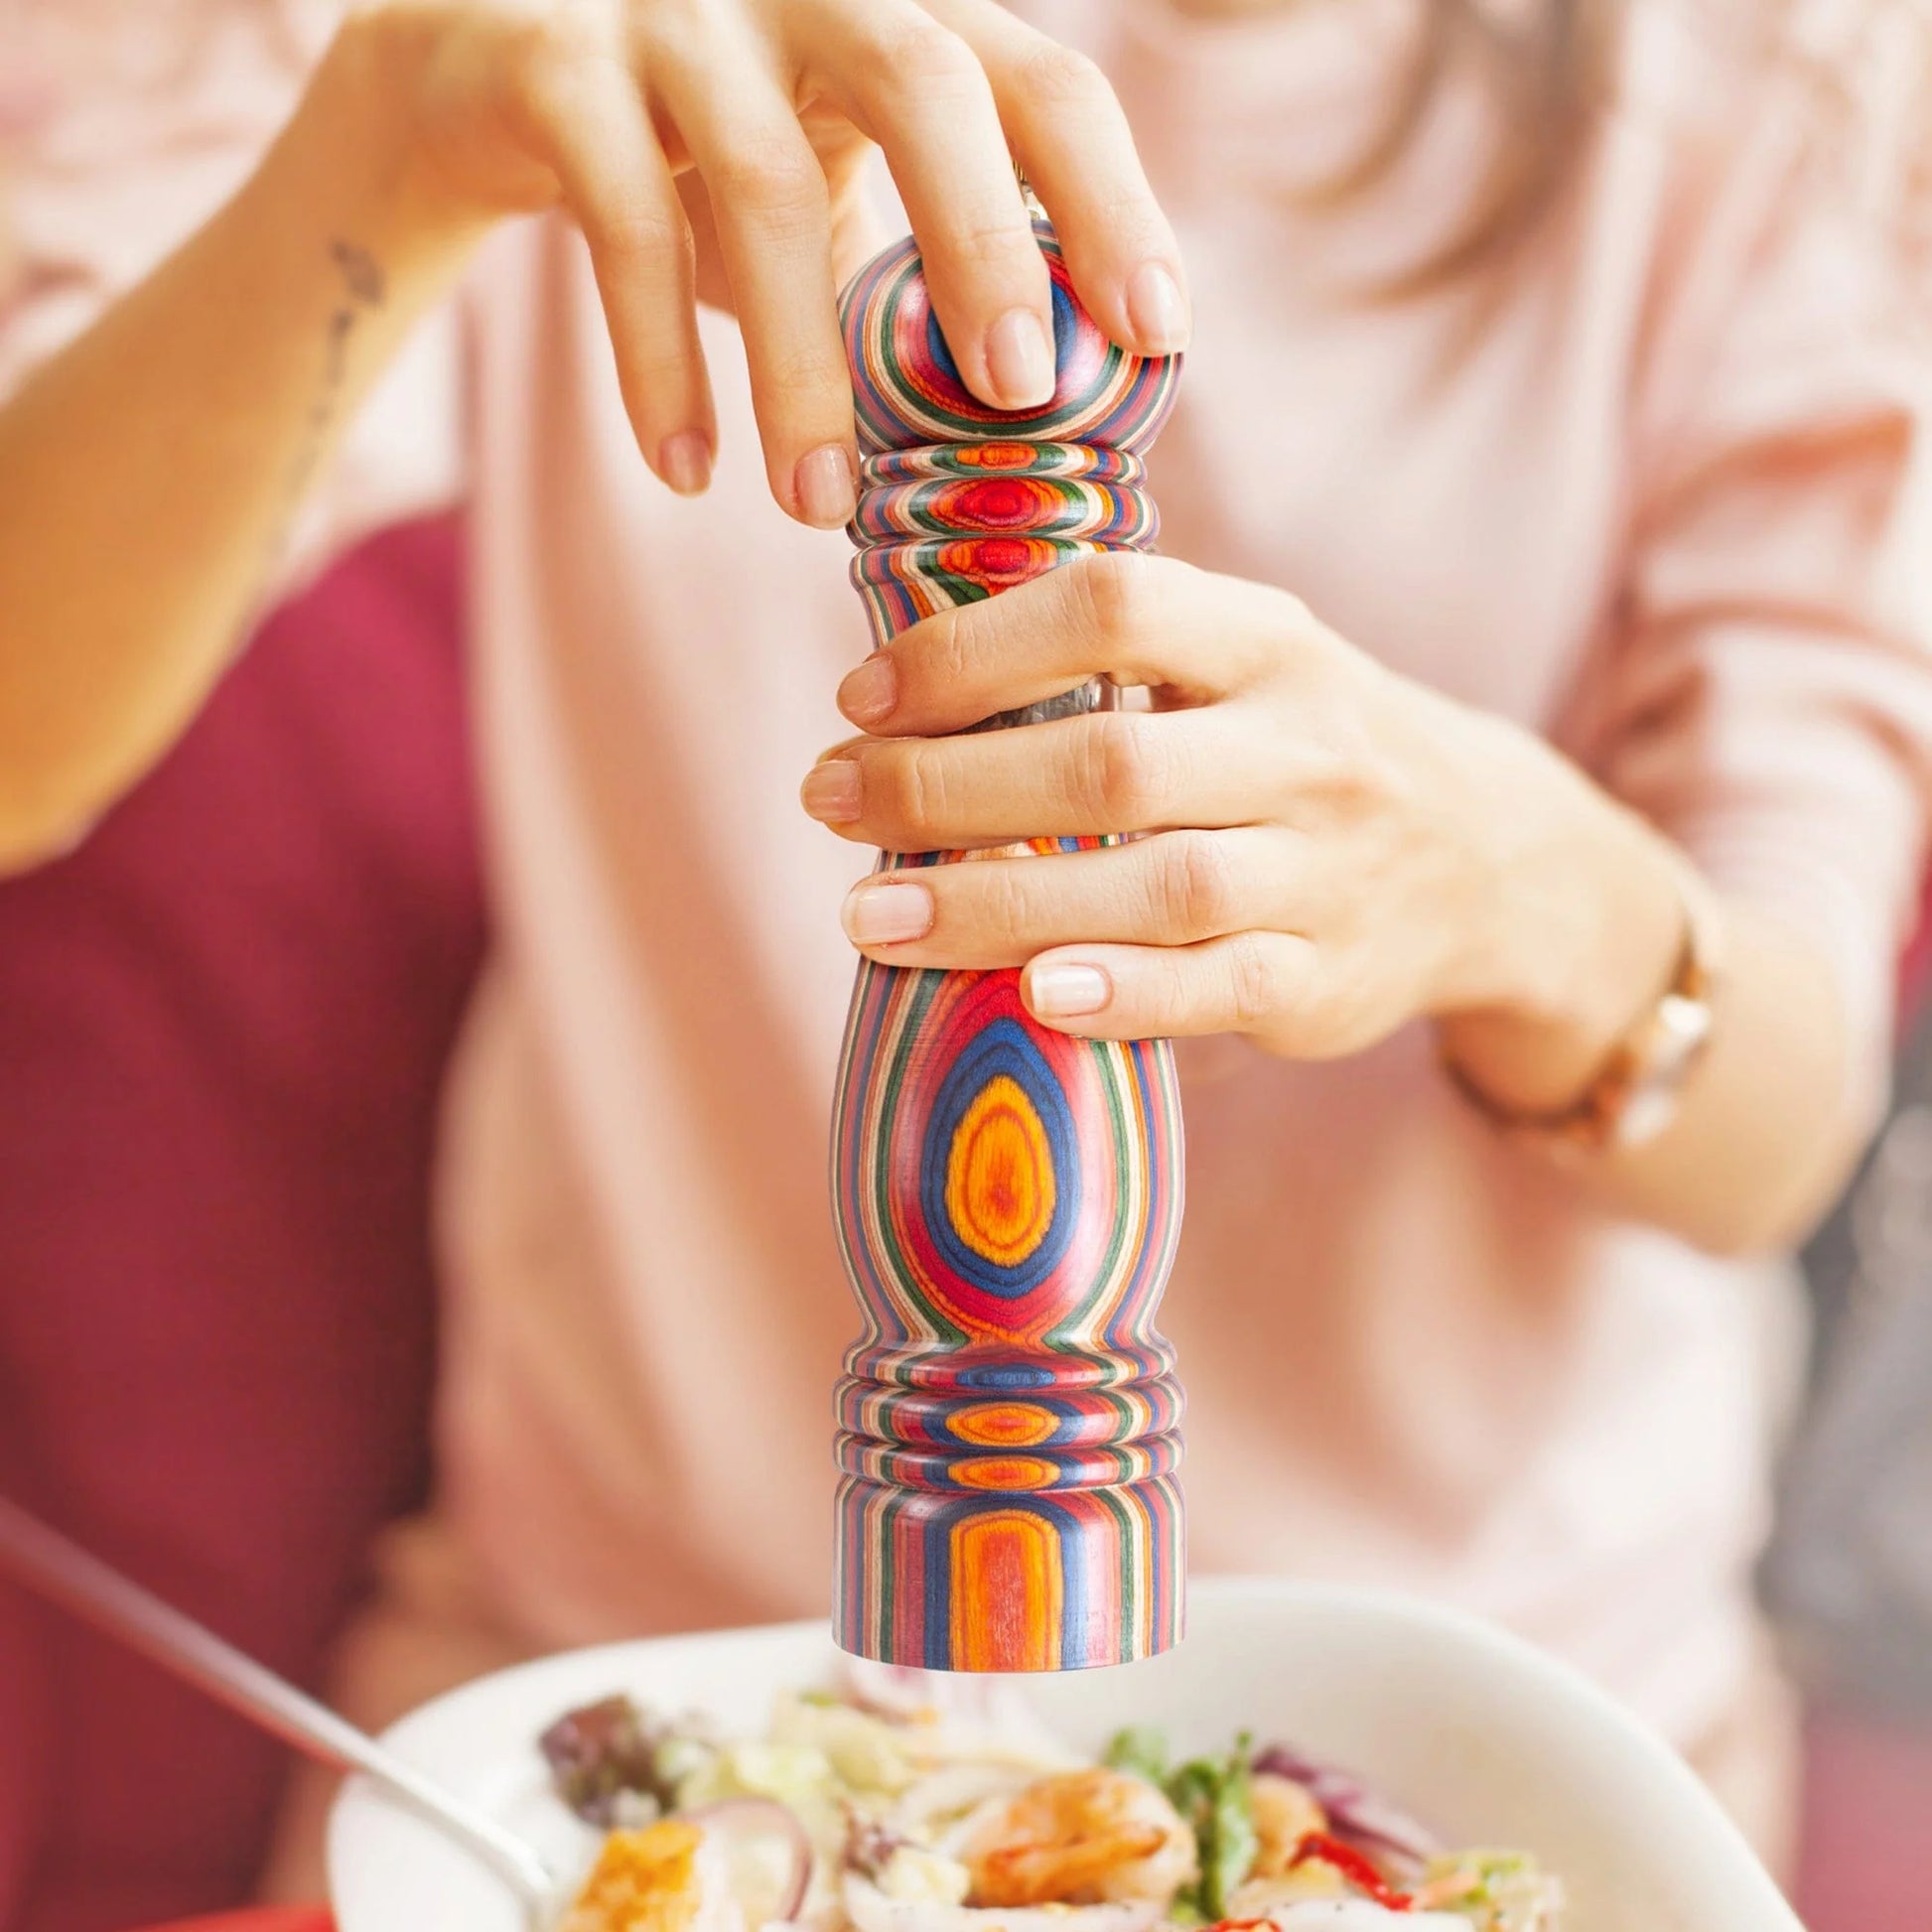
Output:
7,0,1932,1763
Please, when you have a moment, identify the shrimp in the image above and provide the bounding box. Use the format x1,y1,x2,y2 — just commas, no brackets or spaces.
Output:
959,1768,1197,1908
1248,1772,1329,1877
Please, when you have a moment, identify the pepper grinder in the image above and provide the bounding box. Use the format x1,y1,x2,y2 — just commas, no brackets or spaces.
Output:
830,214,1186,1671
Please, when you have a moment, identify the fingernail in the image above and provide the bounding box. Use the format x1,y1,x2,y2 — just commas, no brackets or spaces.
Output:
800,759,862,823
1125,262,1190,355
660,430,713,497
842,880,933,946
796,443,858,528
839,654,897,726
1030,963,1111,1019
986,308,1056,409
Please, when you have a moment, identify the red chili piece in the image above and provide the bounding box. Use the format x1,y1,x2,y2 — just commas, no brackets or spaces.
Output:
1288,1832,1415,1912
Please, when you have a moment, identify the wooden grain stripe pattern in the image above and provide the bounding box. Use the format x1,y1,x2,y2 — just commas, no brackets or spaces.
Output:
830,220,1187,1671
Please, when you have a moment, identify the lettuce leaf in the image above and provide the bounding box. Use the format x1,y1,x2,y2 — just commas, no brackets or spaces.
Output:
1164,1734,1257,1920
1103,1726,1172,1786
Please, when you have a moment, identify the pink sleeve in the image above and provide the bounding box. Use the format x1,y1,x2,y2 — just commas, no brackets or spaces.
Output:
1574,25,1932,1124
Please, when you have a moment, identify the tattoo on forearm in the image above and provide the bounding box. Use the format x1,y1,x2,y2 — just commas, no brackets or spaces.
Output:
331,239,386,308
256,238,388,587
285,239,386,500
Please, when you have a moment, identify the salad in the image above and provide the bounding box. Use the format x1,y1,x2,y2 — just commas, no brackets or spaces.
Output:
536,1669,1563,1932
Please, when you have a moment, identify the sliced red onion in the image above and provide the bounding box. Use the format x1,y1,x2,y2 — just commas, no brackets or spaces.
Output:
1249,1748,1438,1869
843,1874,1164,1932
686,1798,815,1924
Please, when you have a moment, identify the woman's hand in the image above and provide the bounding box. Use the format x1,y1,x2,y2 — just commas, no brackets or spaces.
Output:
7,0,1183,870
328,0,1187,523
802,555,1685,1107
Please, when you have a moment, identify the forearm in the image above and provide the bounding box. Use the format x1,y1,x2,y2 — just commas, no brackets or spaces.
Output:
1437,741,1867,1255
0,37,481,870
1593,905,1857,1251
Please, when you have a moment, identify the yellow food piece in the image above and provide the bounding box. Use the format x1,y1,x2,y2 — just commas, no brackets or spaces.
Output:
1247,1774,1329,1878
562,1820,707,1932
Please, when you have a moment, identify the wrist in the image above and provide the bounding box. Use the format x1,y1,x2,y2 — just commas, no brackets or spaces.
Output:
1438,733,1687,1114
265,16,499,285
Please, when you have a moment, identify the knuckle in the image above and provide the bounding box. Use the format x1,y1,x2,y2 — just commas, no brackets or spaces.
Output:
1353,743,1415,815
979,861,1037,944
593,203,686,266
923,609,978,698
940,215,1039,276
710,134,827,227
1158,832,1237,938
1269,589,1352,685
1225,933,1282,1031
505,7,586,72
1308,734,1407,822
1264,962,1367,1060
759,338,844,403
1087,712,1167,826
866,14,982,92
502,9,615,108
889,744,946,843
1010,38,1112,114
633,0,719,66
1315,978,1378,1057
1069,551,1154,654
1260,1009,1315,1060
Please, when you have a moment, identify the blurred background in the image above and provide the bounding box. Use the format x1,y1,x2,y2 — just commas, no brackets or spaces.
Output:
1764,986,1932,1928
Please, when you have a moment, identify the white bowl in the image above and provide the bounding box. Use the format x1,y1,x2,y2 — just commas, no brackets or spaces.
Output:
328,1577,1801,1932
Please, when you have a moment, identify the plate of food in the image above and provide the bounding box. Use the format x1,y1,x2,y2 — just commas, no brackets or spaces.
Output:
326,1578,1802,1932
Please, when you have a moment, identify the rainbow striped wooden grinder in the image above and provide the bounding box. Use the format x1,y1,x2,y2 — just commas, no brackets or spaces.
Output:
830,216,1185,1671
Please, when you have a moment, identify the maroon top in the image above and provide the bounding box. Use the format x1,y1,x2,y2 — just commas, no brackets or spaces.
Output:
0,515,481,1932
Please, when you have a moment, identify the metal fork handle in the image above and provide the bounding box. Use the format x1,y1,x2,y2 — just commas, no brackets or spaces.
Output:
0,1491,555,1913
